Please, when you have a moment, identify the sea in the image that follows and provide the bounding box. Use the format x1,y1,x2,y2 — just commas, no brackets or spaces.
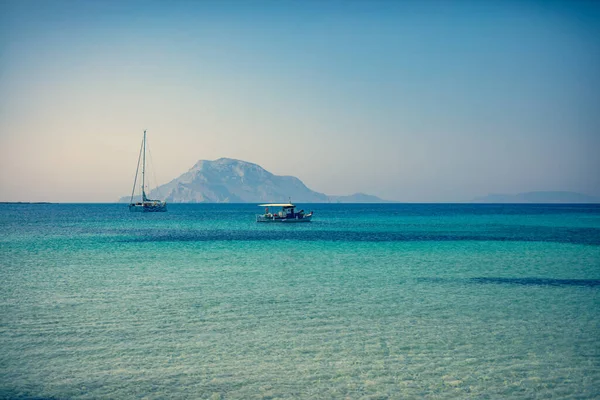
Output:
0,203,599,399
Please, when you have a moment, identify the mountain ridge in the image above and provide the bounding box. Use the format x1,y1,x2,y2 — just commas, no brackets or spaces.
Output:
121,158,389,203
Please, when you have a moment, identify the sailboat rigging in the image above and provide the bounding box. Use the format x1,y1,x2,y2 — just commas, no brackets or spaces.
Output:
129,130,167,212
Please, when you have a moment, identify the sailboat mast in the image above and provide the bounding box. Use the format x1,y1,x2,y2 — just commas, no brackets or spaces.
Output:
142,129,146,200
129,137,144,205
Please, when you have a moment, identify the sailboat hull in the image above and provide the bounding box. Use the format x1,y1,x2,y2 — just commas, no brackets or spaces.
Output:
129,203,168,212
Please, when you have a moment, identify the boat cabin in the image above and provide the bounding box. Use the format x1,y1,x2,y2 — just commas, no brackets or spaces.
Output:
256,203,313,222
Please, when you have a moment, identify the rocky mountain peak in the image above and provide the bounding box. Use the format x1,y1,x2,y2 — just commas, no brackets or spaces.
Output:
121,158,386,203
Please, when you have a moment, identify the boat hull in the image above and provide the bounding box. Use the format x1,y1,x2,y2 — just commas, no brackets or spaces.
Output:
256,215,312,222
129,203,167,212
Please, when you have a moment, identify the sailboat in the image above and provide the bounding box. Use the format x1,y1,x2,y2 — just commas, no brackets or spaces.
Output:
129,130,167,212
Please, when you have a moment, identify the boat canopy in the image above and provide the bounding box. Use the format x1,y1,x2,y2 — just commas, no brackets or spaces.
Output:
258,203,295,207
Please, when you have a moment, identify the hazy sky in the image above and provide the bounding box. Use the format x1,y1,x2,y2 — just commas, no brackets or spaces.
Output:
1,0,599,202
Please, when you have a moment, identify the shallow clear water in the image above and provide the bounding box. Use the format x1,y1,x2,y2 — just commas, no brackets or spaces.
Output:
1,203,599,399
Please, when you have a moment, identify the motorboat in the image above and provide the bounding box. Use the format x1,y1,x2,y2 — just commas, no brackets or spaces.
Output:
256,203,313,222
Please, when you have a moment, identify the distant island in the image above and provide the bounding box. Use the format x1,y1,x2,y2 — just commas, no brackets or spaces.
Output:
472,191,599,203
328,193,391,203
120,158,389,203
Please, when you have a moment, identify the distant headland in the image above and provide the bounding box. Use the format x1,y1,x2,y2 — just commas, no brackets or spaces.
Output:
472,191,599,203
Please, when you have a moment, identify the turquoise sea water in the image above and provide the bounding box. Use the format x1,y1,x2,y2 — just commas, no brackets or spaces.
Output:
1,203,599,399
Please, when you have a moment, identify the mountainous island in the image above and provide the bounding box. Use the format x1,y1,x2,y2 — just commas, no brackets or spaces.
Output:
121,158,388,203
120,158,598,204
472,191,599,203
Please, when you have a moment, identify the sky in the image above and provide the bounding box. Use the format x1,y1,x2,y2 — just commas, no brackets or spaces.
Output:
1,0,599,202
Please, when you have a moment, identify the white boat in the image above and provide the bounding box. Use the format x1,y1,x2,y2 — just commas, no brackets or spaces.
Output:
256,203,313,222
128,130,167,212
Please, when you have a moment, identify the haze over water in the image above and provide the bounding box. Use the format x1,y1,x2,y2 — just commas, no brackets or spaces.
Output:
1,203,599,398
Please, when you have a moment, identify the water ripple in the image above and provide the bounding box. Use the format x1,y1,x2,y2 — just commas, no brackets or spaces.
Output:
418,277,600,288
116,226,600,246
